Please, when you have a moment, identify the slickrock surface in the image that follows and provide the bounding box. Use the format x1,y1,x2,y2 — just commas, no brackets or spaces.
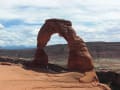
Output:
0,63,110,90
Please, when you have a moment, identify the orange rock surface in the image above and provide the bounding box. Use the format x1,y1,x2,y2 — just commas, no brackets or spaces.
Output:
0,64,111,90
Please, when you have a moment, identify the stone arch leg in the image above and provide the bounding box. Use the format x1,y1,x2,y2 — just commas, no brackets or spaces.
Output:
57,23,94,72
33,23,53,67
33,45,48,67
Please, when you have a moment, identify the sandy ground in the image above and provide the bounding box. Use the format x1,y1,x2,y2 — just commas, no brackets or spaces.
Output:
0,63,110,90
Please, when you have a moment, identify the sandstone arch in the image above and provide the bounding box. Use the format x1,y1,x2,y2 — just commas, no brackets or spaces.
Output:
33,19,94,73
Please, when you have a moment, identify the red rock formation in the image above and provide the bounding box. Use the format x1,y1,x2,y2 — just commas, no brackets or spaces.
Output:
33,19,94,73
32,19,100,83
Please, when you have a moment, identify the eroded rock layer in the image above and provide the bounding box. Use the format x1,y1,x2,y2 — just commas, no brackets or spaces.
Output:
33,19,94,73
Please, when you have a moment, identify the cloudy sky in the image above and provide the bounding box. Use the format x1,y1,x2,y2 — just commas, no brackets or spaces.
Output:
0,0,120,48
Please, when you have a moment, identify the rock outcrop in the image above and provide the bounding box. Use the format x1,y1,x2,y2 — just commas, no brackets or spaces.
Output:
0,64,111,90
32,19,99,83
33,19,94,72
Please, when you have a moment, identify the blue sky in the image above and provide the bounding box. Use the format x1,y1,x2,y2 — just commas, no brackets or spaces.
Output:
0,0,120,47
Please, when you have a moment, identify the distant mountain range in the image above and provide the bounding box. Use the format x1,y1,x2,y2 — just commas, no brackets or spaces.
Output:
0,42,120,59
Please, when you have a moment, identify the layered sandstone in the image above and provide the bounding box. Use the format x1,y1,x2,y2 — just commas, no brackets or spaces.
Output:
33,19,94,73
31,19,98,83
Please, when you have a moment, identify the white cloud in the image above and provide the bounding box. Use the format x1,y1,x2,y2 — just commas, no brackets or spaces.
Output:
0,0,60,8
0,0,120,47
0,24,4,29
0,24,39,46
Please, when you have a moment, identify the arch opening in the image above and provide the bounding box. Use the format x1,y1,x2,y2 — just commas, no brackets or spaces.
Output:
45,33,69,68
47,33,67,45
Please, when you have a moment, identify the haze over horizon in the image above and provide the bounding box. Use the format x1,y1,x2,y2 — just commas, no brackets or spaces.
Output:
0,0,120,48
